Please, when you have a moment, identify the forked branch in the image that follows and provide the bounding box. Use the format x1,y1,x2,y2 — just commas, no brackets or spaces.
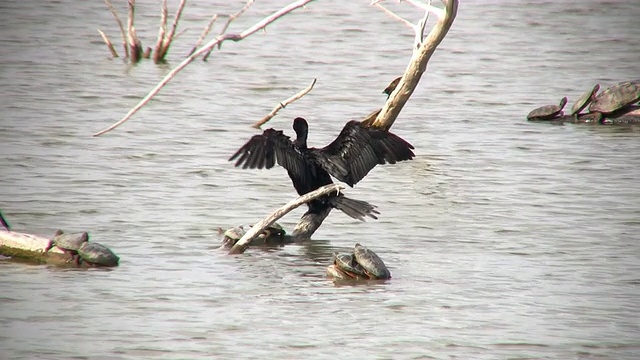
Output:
93,0,314,137
252,78,317,128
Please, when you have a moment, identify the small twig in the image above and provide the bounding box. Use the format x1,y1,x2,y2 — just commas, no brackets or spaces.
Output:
153,0,168,63
94,0,315,137
252,78,317,128
97,29,119,58
228,184,344,255
158,0,187,61
371,1,416,31
173,28,188,41
203,0,255,61
104,0,129,58
189,14,219,56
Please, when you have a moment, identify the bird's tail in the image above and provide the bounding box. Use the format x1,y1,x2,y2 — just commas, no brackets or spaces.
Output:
329,195,379,221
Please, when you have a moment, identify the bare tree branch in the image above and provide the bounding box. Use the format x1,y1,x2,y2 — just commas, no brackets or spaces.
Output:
228,184,344,255
371,0,458,130
104,0,129,58
93,0,315,137
203,0,256,61
190,14,219,56
252,78,317,129
98,29,119,58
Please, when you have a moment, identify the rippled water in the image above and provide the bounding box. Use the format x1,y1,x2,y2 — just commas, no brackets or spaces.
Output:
1,0,639,359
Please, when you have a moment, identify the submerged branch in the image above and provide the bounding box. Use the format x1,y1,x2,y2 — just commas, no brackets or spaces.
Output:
104,0,129,58
98,29,119,58
93,0,315,137
153,0,168,63
252,78,317,129
228,184,344,255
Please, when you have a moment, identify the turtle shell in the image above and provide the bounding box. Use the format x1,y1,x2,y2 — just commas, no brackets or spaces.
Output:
266,222,286,237
527,97,568,121
333,253,367,277
353,244,391,280
223,226,246,241
78,242,119,267
52,230,89,251
589,80,640,114
571,84,600,116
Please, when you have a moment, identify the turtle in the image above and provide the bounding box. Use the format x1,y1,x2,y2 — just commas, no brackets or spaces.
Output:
332,252,367,279
218,225,246,248
255,222,286,240
570,84,600,119
588,80,640,122
353,243,391,280
526,96,568,121
77,242,119,267
46,230,89,263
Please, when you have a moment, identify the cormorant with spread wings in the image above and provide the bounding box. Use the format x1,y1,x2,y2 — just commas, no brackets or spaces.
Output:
229,116,415,221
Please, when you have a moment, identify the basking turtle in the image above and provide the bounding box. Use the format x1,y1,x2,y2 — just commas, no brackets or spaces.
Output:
77,242,119,267
255,222,286,240
588,80,640,122
46,230,89,260
353,243,391,280
331,252,367,279
527,97,568,121
218,226,246,248
570,84,600,119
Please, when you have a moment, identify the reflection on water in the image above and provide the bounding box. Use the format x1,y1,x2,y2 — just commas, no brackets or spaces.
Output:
1,0,640,359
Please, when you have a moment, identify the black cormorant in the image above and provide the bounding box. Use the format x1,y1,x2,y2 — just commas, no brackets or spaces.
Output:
229,117,415,221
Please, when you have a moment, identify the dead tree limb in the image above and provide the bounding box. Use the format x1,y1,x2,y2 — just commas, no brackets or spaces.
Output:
157,0,187,61
153,0,168,63
190,14,219,56
98,29,119,58
203,0,255,61
370,0,458,130
228,184,344,255
104,0,129,58
252,78,317,129
93,0,315,137
127,0,143,63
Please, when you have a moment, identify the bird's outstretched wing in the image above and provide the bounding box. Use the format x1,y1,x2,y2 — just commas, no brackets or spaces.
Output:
319,120,415,186
229,128,316,185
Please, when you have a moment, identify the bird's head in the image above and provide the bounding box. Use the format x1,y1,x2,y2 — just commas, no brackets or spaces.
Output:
293,117,309,135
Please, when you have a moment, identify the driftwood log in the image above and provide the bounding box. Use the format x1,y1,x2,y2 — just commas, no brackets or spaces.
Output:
0,231,75,266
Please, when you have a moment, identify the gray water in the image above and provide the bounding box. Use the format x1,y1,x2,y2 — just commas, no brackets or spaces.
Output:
1,0,639,359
